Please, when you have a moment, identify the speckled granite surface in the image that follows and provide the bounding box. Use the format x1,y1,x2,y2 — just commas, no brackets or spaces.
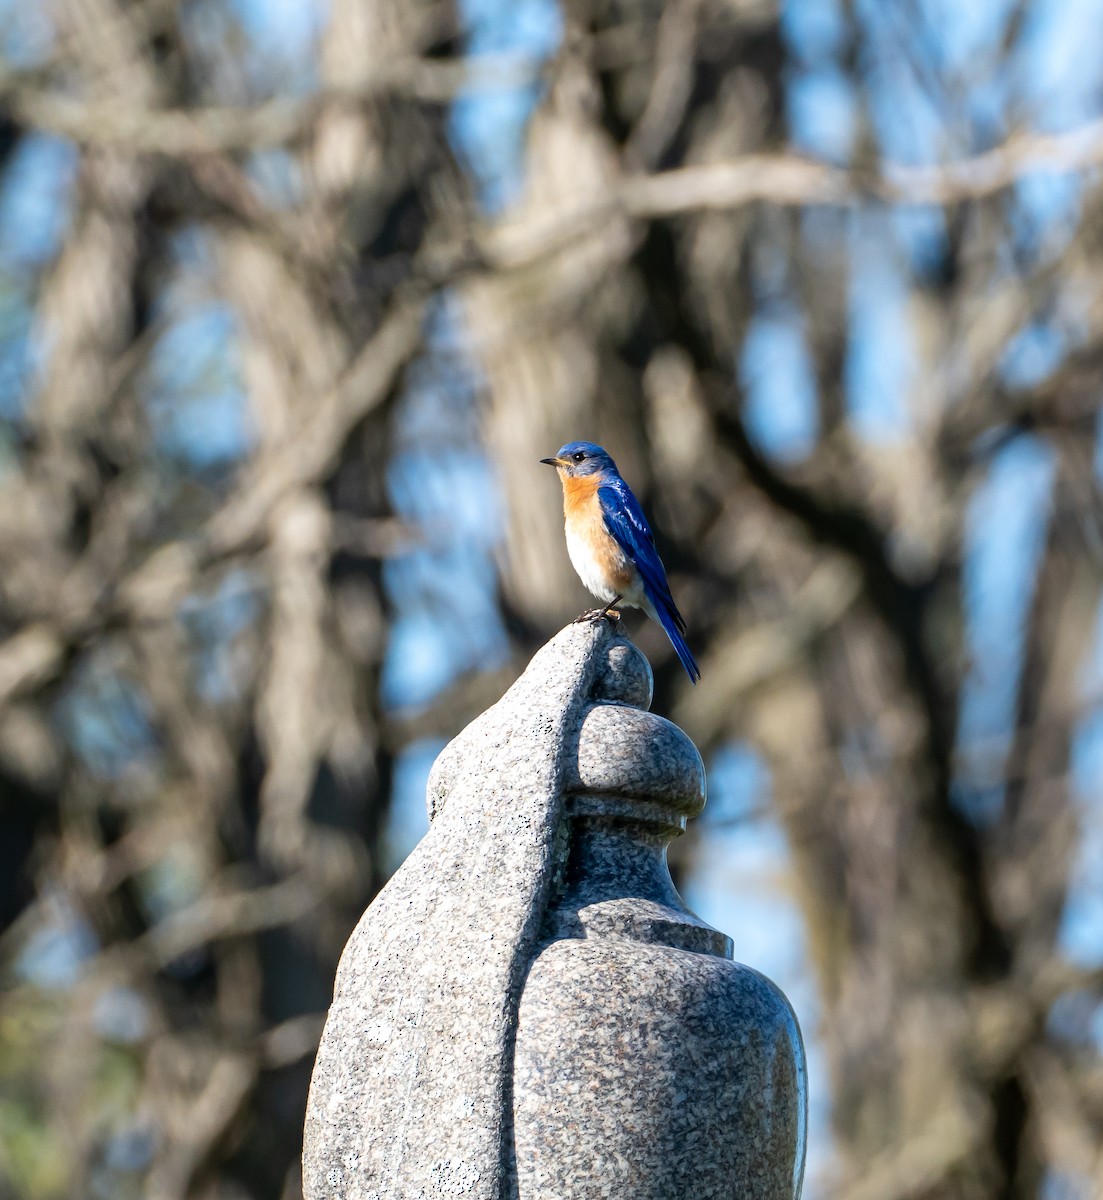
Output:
302,621,807,1199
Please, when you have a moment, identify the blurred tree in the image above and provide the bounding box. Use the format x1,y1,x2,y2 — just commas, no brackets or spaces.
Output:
0,0,1102,1198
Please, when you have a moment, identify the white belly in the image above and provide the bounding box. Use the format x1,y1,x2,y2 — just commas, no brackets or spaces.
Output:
564,523,648,611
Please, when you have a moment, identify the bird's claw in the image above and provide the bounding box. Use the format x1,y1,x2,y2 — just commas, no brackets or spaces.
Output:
573,607,621,625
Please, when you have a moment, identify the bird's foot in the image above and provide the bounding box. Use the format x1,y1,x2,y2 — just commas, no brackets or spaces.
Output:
573,606,622,625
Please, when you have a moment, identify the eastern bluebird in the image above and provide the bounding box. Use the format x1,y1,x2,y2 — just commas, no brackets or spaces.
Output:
541,441,700,683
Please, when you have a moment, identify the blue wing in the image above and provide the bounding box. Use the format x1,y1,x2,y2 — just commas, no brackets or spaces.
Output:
598,479,700,683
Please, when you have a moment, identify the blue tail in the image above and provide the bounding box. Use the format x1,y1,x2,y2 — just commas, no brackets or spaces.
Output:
652,596,701,684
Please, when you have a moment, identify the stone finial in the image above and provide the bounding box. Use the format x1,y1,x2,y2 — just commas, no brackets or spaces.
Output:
303,621,807,1199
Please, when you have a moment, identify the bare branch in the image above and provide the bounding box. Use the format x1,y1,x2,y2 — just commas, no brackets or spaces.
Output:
1,54,545,153
479,119,1103,269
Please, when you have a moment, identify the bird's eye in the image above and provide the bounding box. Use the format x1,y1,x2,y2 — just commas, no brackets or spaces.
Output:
572,452,586,463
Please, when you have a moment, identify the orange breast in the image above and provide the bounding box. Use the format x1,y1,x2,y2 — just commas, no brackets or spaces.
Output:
561,471,601,518
561,473,635,594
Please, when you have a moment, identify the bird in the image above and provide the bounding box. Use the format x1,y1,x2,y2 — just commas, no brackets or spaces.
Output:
541,441,700,683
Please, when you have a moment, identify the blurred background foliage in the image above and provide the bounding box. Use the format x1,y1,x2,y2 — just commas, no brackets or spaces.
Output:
0,0,1102,1197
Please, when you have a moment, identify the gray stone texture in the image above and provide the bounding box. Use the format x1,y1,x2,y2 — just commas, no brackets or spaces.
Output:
303,620,807,1199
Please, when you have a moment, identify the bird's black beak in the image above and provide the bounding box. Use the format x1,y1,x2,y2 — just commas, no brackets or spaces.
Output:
540,457,560,466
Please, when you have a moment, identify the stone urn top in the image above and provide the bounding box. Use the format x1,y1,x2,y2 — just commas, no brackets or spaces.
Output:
428,623,705,830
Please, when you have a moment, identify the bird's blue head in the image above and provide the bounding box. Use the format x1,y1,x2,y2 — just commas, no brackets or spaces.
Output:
540,441,618,479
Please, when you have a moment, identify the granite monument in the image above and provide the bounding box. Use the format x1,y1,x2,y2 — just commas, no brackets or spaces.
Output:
303,620,807,1198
